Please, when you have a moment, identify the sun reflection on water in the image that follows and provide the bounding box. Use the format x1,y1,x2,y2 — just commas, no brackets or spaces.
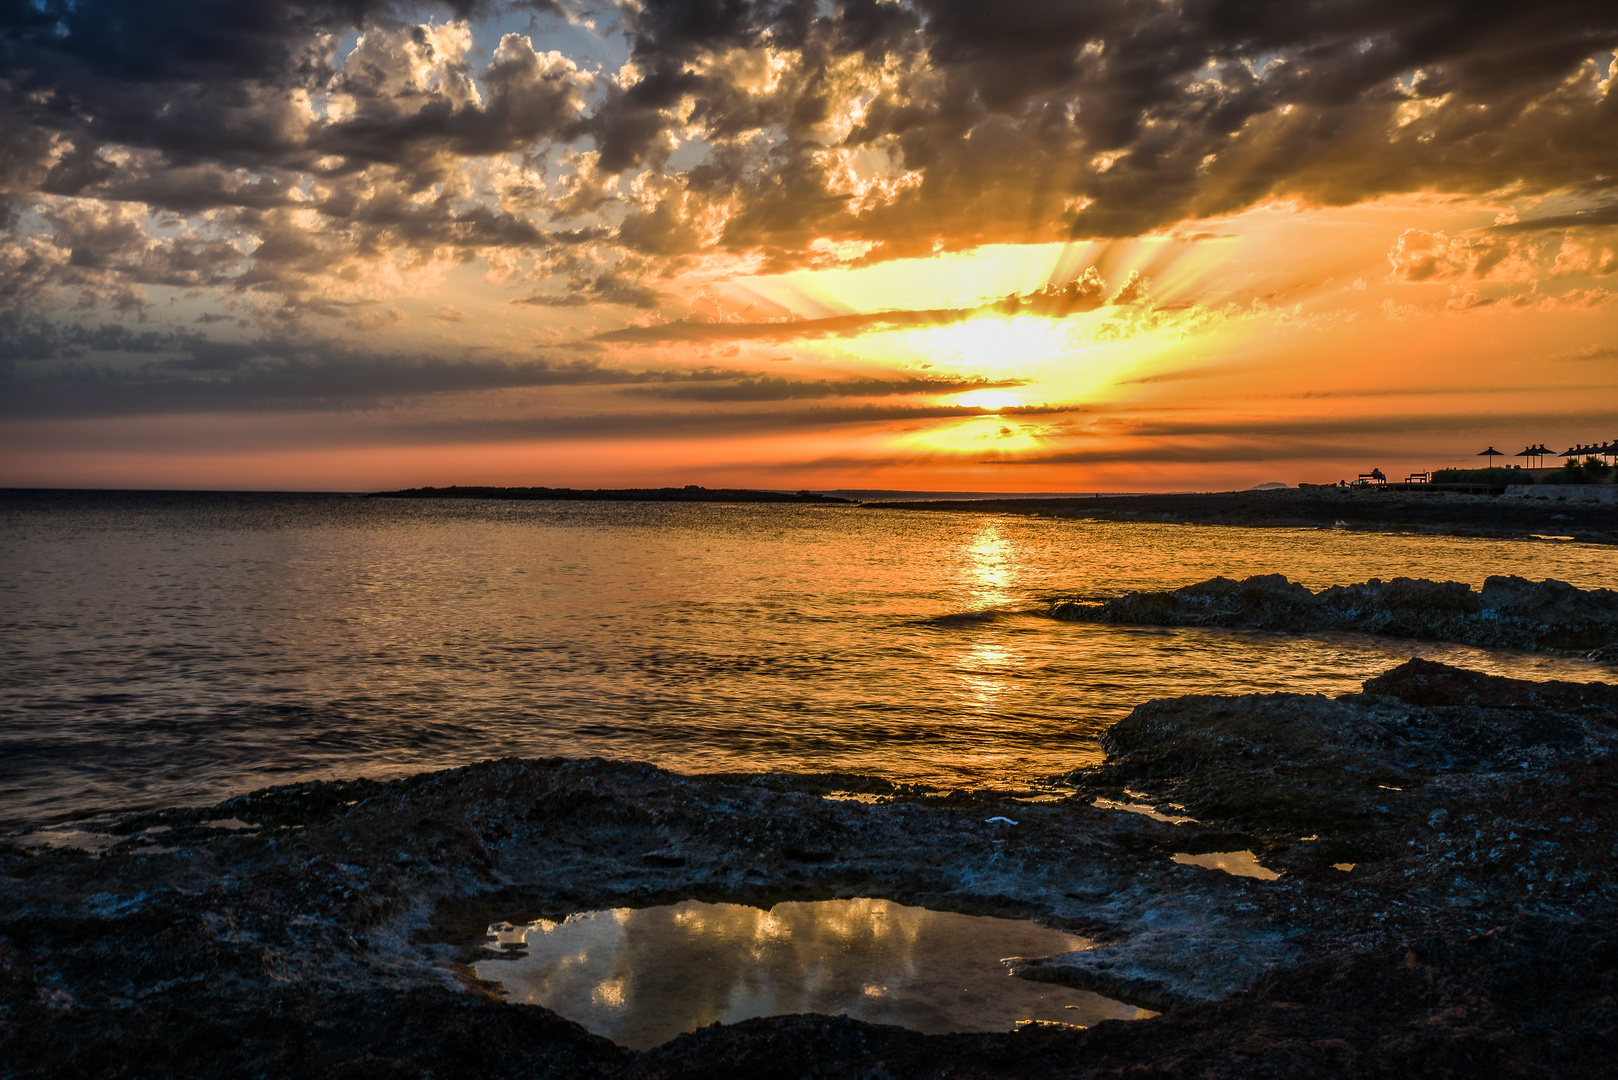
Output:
960,641,1013,712
966,523,1014,606
953,525,1022,719
13,496,1618,824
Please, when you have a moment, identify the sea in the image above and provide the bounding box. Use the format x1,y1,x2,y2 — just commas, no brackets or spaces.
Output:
3,488,1614,833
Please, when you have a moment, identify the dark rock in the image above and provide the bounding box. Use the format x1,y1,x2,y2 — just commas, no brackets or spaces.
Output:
5,660,1618,1076
1075,659,1618,879
0,988,630,1080
1053,573,1618,653
1364,656,1618,718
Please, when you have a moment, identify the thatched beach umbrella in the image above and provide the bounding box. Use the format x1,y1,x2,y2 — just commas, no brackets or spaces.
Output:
1477,446,1504,465
1515,445,1539,467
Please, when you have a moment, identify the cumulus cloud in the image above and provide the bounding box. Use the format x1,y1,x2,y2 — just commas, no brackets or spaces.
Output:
1386,229,1538,283
1550,235,1618,277
579,0,1618,268
6,1,1618,302
5,0,1618,421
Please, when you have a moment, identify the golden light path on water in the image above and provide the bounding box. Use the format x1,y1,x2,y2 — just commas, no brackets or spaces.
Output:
959,524,1017,733
3,493,1616,827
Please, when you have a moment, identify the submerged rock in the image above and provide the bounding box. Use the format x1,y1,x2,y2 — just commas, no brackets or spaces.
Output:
1051,573,1618,653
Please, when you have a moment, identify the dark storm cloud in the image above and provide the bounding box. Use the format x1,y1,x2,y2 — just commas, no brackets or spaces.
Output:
593,0,1618,264
1490,205,1618,231
8,1,1616,243
627,374,1024,401
4,403,1081,456
381,401,1076,442
592,305,980,343
0,316,760,416
0,302,1032,415
987,406,1618,466
5,0,1618,387
1069,407,1618,445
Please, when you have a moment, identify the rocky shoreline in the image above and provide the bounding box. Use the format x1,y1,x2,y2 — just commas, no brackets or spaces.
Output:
868,488,1618,545
1051,573,1618,659
3,658,1616,1077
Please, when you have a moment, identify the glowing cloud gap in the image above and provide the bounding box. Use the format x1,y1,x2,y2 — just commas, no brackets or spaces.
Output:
591,272,1128,345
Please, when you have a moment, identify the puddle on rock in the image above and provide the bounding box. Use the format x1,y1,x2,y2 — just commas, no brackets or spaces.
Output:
1092,798,1199,825
1171,850,1281,880
203,817,260,831
474,897,1152,1050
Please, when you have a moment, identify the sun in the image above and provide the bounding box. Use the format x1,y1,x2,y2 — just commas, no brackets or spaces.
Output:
907,314,1074,370
954,389,1024,410
895,415,1047,457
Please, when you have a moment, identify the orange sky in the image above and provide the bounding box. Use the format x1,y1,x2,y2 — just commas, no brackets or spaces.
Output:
3,3,1616,491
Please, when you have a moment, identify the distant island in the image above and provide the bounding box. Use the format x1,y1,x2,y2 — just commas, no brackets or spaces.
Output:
371,485,855,504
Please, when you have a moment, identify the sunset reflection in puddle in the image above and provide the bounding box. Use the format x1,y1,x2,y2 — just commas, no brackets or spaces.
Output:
474,897,1151,1049
1171,850,1282,880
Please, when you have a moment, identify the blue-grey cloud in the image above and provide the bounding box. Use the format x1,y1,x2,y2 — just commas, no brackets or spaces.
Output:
626,375,1025,401
3,0,1618,412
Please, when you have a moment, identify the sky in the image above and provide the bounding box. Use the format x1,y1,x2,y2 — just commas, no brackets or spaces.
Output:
2,0,1617,493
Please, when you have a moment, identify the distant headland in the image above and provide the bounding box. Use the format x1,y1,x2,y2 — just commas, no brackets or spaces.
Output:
370,485,854,504
865,487,1618,545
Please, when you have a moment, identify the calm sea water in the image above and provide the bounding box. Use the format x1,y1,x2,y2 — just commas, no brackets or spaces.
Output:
2,489,1614,830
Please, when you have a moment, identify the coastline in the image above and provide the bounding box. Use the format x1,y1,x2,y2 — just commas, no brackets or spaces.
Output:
4,658,1615,1077
370,485,856,504
365,485,1618,544
866,488,1618,545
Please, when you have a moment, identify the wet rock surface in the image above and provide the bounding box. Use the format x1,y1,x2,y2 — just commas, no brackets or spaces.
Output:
3,660,1616,1076
1052,573,1618,655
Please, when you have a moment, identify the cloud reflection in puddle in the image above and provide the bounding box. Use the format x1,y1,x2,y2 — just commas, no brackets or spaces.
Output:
475,897,1152,1049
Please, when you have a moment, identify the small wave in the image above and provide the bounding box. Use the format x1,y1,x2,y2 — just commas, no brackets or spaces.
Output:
909,606,1046,628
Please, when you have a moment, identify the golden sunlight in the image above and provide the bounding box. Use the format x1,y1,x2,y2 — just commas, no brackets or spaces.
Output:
898,314,1075,371
952,389,1024,410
